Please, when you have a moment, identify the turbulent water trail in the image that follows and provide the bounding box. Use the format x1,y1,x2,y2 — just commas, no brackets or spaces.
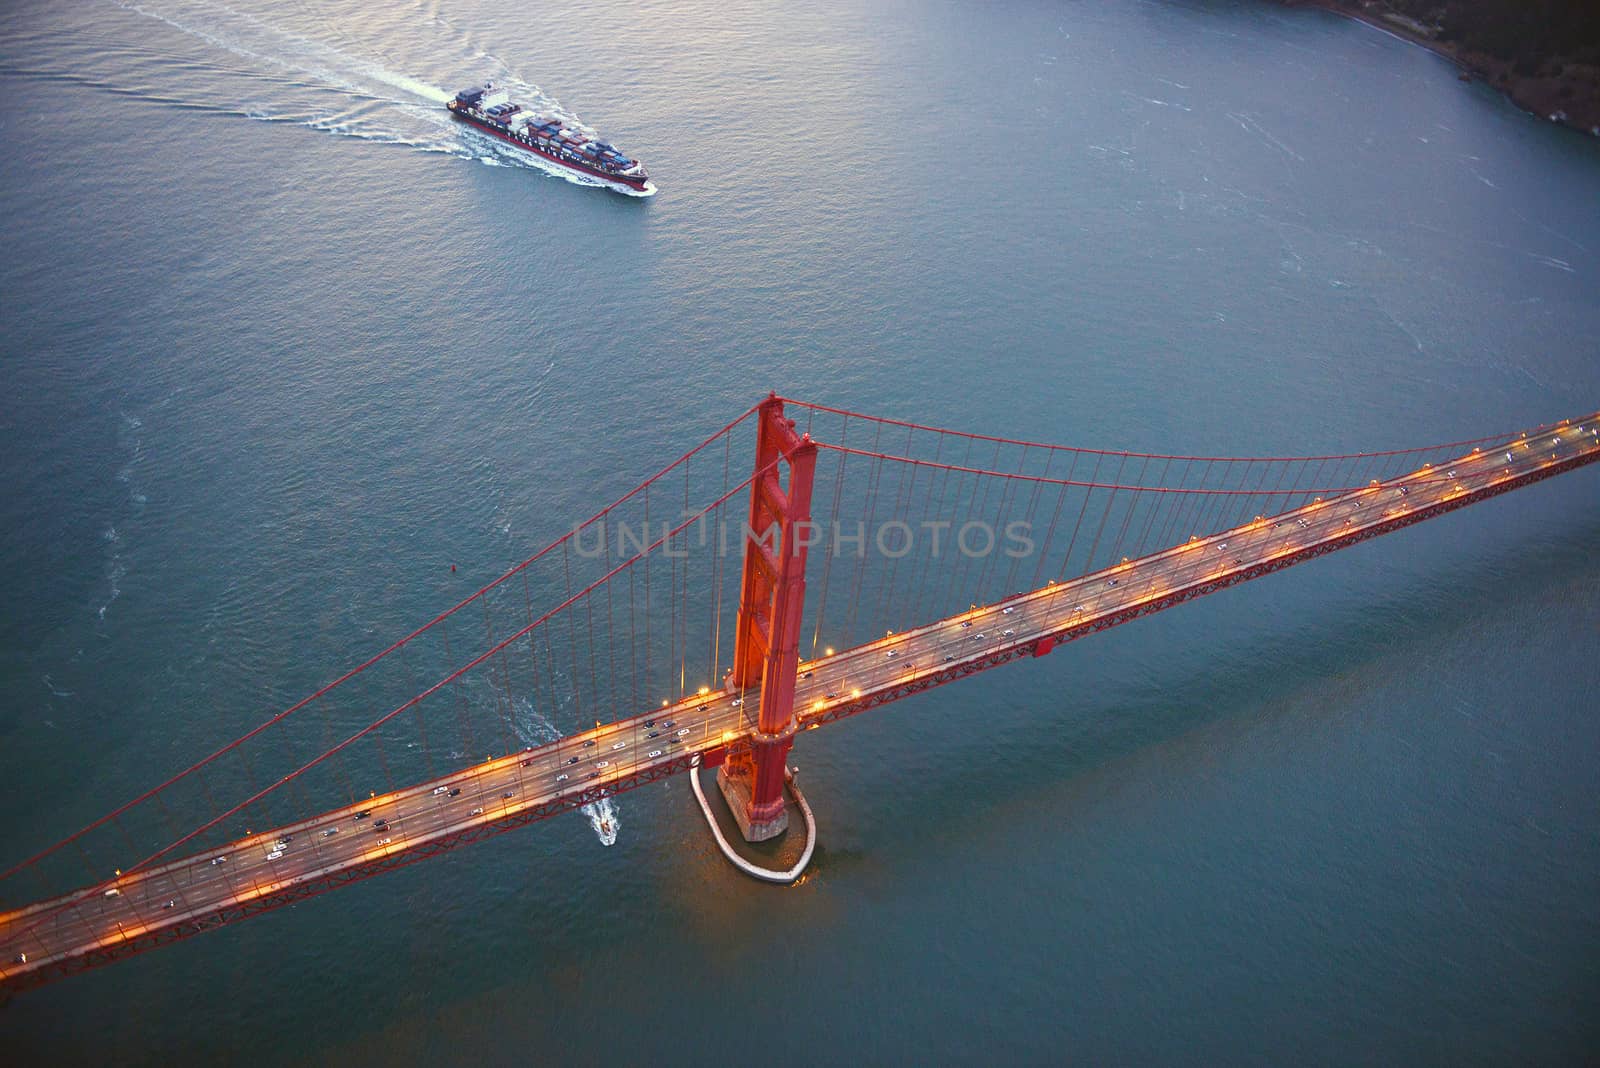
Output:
512,699,619,847
114,0,445,103
99,0,606,185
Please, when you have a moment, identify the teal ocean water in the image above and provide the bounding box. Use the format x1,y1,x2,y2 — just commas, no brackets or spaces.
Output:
2,0,1597,1061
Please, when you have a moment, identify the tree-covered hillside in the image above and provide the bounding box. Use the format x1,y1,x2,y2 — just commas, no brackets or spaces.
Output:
1282,1,1600,131
1392,1,1599,71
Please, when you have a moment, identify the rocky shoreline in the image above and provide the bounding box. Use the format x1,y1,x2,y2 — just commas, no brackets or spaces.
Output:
1279,0,1600,136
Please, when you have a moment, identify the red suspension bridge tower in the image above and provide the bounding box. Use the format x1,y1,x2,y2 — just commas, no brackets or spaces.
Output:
719,395,818,841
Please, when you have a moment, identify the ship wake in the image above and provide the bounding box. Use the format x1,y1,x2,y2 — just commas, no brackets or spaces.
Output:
512,699,620,848
96,0,611,185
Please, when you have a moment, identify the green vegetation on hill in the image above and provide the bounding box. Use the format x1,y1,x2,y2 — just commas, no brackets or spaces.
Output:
1284,1,1600,130
1397,1,1600,72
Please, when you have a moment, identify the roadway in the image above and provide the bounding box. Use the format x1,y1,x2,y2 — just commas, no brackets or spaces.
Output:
786,418,1600,719
3,415,1595,986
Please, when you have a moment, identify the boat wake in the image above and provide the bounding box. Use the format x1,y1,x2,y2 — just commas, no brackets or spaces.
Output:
512,699,620,847
586,799,620,847
94,0,622,189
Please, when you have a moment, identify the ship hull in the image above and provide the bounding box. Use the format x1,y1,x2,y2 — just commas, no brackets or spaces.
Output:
448,105,652,194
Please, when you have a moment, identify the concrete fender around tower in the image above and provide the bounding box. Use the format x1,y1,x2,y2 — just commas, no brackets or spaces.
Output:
691,755,816,884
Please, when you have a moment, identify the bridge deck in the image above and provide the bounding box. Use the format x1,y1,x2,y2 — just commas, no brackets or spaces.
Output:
3,416,1596,990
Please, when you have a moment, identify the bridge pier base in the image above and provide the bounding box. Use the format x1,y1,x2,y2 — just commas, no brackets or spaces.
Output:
716,737,793,841
694,756,816,883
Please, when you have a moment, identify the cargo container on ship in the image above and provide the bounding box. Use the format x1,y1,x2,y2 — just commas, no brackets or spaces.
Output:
447,83,653,195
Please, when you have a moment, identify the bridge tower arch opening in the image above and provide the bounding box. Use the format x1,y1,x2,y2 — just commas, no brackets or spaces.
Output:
719,394,818,842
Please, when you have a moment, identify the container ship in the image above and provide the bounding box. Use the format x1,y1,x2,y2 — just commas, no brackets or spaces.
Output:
447,83,653,195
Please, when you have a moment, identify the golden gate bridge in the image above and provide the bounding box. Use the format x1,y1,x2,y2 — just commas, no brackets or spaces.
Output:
3,394,1596,992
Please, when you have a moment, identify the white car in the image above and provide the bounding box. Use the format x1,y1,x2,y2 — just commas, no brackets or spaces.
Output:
730,697,743,707
648,750,663,758
432,785,449,796
611,741,626,751
470,807,483,816
1002,629,1015,637
555,773,569,783
376,837,392,846
676,728,691,737
596,761,610,769
266,850,284,860
1002,606,1015,615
